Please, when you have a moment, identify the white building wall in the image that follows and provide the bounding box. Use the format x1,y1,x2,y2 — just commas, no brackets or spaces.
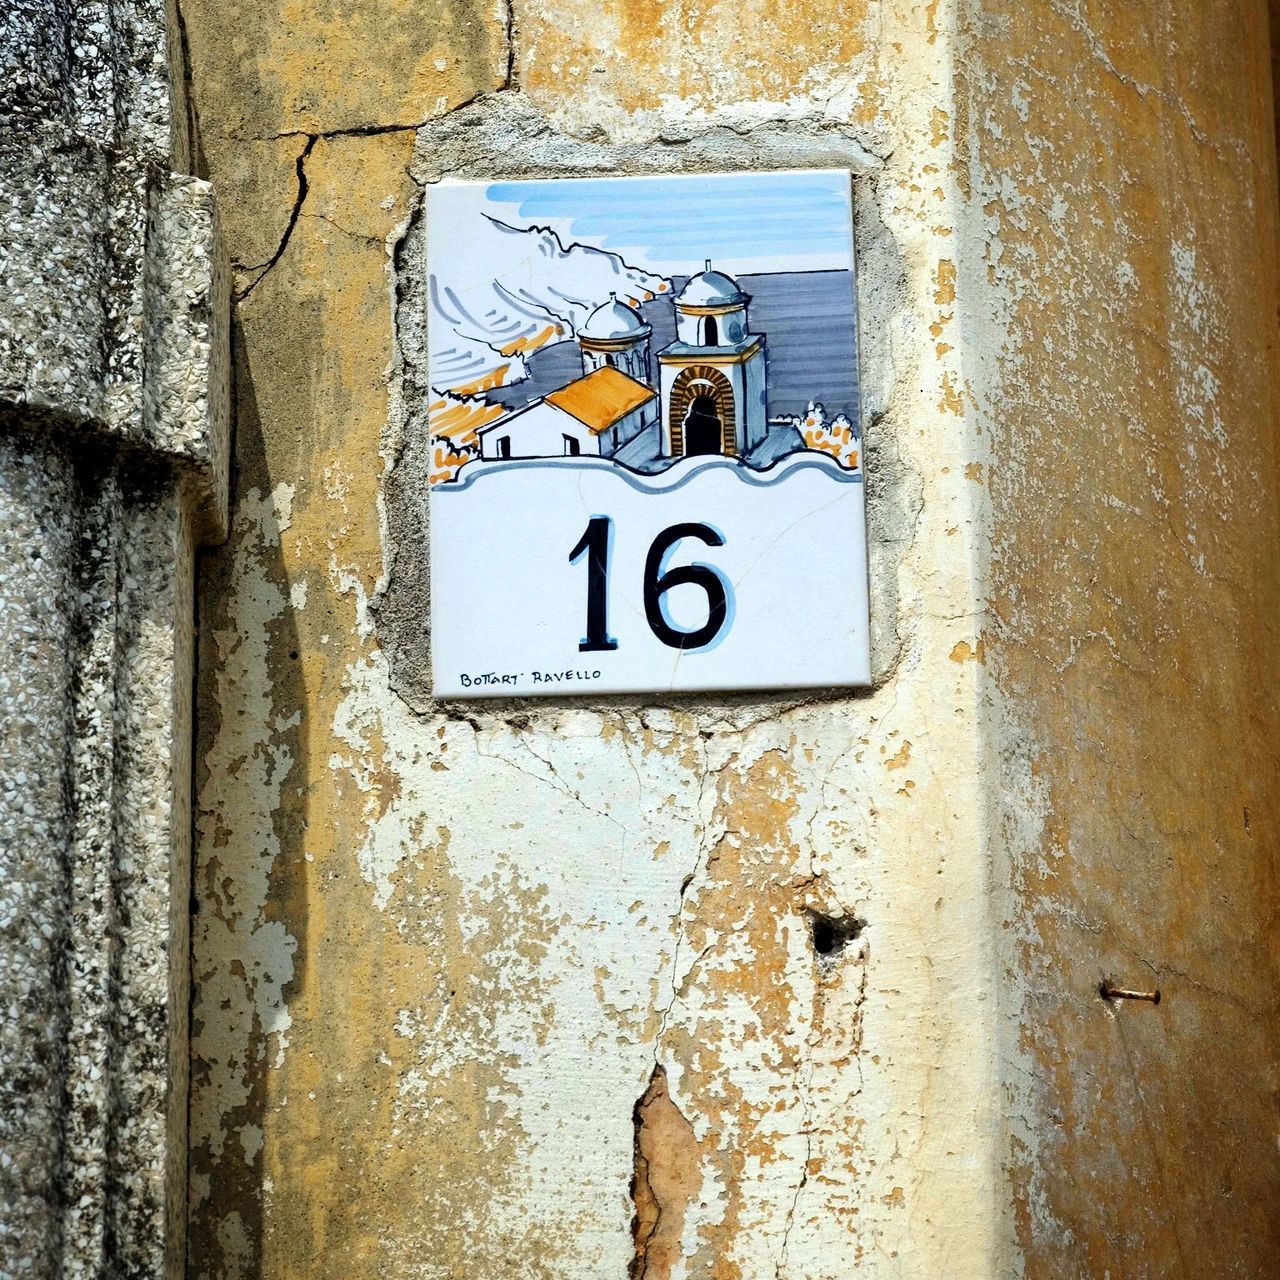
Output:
612,400,653,451
725,361,748,453
582,340,651,383
480,403,602,459
674,304,747,346
675,310,701,344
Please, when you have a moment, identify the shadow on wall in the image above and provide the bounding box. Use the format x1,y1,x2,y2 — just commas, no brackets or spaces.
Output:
186,313,311,1277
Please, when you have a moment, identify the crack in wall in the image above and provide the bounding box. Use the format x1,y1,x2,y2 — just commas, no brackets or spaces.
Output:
774,1131,811,1280
775,993,818,1280
781,933,871,1276
234,134,316,299
653,738,722,1058
300,210,383,247
474,730,629,832
252,120,429,143
503,0,518,92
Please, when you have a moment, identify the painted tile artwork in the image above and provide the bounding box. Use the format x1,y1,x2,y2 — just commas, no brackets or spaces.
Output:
427,170,870,698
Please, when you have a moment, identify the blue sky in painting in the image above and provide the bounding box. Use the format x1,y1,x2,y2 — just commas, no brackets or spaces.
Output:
483,170,852,275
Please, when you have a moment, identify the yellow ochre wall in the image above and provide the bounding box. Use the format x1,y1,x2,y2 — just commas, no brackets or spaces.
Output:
178,1,1280,1276
967,2,1280,1274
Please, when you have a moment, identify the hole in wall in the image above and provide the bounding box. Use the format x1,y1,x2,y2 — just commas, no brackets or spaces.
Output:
809,910,865,958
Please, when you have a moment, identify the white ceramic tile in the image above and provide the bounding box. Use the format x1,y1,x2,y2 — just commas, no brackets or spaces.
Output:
426,170,870,698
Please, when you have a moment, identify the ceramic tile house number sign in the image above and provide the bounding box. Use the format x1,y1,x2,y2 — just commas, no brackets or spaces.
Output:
426,170,870,698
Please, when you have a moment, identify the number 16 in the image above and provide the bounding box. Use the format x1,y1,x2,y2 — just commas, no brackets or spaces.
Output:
569,517,731,653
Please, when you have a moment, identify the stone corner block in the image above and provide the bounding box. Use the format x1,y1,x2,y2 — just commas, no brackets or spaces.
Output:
145,172,231,546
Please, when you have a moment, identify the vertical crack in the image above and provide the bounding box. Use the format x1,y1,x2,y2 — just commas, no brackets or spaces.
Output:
777,923,869,1276
654,736,718,1057
503,0,518,90
235,134,317,300
775,1036,814,1280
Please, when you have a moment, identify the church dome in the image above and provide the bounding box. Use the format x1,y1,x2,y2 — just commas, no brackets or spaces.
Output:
676,262,747,308
580,295,649,341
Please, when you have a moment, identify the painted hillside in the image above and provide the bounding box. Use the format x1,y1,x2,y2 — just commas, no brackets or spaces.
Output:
428,215,671,482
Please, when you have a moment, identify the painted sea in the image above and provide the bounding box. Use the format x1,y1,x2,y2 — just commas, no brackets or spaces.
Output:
484,270,860,424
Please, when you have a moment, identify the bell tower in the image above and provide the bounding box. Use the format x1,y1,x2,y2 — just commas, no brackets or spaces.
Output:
657,262,767,458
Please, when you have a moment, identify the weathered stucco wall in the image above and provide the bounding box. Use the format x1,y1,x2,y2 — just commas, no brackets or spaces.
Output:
960,1,1280,1274
179,1,1280,1276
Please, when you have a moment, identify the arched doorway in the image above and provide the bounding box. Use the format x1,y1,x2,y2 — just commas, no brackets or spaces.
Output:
668,365,736,456
683,395,722,454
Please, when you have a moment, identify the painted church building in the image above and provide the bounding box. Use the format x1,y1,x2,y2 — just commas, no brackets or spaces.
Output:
477,263,767,465
657,262,768,458
578,294,653,383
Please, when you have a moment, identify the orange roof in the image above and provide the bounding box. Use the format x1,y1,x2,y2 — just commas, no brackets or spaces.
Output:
545,365,656,434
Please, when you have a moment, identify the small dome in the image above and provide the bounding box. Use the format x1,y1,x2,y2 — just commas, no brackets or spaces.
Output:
676,261,746,308
580,295,649,340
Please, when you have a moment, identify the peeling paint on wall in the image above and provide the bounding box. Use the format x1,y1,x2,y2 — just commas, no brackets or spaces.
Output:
181,0,1006,1262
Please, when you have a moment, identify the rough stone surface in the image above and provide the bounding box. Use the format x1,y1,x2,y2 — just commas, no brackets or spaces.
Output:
0,441,199,1280
0,0,173,156
0,124,229,537
177,1,1280,1278
0,1,228,1276
0,435,78,1278
145,175,231,543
